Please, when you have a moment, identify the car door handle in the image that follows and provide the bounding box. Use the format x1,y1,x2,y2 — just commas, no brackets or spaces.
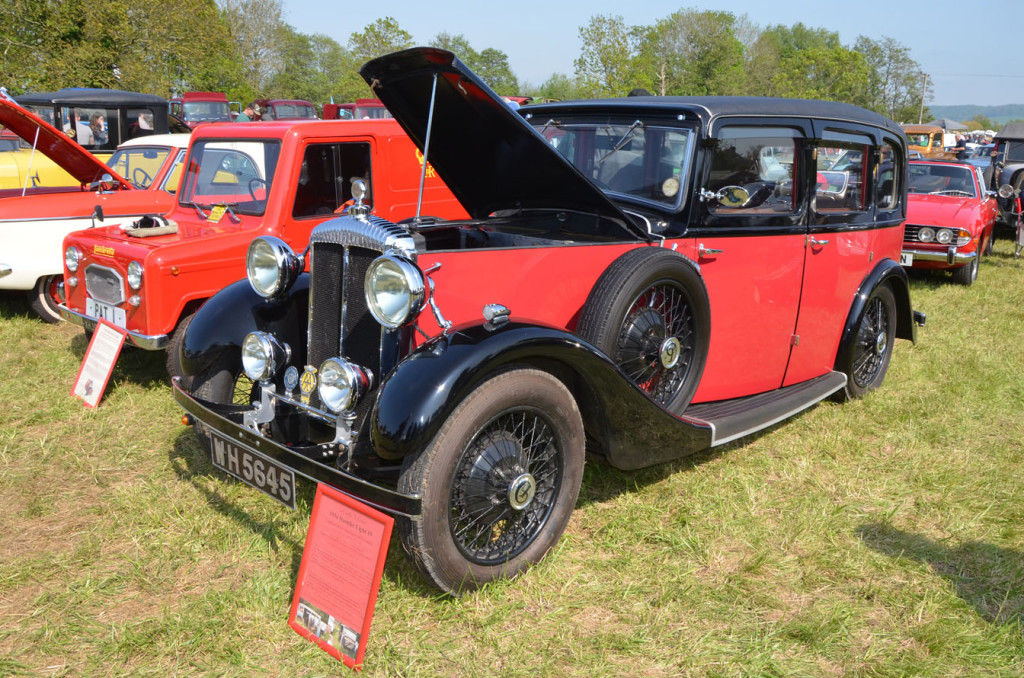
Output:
808,237,830,247
698,243,724,258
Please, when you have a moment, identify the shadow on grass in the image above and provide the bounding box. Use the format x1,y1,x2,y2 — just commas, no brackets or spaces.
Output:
166,429,441,598
856,522,1024,630
0,290,32,319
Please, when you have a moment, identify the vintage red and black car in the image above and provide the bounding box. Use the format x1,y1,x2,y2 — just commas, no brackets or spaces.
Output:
59,116,467,379
173,48,921,594
900,159,996,285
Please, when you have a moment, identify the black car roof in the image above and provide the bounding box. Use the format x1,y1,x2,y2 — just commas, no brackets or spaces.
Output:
16,88,167,107
995,123,1024,140
525,96,904,136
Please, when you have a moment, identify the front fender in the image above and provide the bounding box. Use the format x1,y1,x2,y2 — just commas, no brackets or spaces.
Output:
835,259,916,373
180,274,310,378
370,321,713,470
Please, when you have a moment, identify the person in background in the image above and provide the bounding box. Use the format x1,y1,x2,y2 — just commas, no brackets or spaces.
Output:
235,103,259,122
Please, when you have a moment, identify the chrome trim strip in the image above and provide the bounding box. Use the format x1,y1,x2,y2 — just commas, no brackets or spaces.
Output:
58,304,168,350
900,247,976,264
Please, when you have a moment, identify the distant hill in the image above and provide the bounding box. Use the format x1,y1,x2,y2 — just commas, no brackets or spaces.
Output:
929,104,1024,128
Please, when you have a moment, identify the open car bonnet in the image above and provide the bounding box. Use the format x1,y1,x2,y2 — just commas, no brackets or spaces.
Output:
359,47,650,241
0,97,131,189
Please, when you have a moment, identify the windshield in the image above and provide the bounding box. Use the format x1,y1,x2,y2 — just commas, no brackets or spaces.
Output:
906,133,931,147
354,106,391,119
107,146,171,189
908,163,976,197
270,103,316,119
530,119,695,208
179,139,281,215
183,101,230,123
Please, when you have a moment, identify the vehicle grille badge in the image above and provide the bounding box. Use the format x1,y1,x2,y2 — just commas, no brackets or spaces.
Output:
299,365,317,405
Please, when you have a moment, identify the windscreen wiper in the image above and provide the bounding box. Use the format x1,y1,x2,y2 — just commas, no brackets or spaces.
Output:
598,120,644,165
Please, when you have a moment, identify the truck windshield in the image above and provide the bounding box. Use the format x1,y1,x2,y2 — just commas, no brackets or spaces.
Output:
178,139,281,215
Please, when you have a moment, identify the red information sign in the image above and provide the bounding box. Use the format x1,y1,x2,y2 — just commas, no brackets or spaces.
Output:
289,483,394,670
71,319,127,408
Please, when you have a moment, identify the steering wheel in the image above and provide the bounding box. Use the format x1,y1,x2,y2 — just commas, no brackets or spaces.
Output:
248,177,267,200
132,167,152,189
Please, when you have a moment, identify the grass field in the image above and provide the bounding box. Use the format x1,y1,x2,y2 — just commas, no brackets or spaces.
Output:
2,240,1024,676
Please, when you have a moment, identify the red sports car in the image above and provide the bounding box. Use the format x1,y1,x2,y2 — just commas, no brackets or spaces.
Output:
900,160,997,285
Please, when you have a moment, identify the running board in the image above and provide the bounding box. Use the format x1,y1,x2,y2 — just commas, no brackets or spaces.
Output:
684,371,847,447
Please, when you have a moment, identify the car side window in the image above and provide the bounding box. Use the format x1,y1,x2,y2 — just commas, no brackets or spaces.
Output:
816,133,871,212
707,127,799,214
293,142,372,218
875,140,900,210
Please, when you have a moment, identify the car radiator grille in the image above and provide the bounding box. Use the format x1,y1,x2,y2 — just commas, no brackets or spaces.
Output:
84,265,126,305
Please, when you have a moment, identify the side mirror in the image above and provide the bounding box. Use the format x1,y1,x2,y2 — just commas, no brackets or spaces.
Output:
90,204,104,228
90,173,115,192
711,185,750,208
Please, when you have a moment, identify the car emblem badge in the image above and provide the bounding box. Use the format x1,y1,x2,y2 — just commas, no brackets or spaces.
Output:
299,366,317,404
283,366,299,392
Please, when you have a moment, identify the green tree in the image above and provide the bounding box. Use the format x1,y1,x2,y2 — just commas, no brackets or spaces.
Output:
219,0,286,93
855,35,929,122
637,9,745,96
348,17,413,64
535,73,577,101
574,15,639,98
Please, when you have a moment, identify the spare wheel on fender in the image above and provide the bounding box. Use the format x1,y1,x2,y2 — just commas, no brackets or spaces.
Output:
576,246,710,415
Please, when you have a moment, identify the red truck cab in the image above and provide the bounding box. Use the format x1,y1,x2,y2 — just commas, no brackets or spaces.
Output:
169,92,232,129
323,99,391,120
59,117,467,377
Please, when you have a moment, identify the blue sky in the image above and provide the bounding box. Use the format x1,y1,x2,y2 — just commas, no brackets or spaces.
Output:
281,0,1023,109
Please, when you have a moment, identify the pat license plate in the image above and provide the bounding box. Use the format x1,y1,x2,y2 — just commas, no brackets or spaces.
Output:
209,432,296,509
85,297,126,328
899,252,913,266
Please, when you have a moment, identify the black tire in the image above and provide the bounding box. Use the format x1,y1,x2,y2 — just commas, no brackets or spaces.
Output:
190,359,256,453
576,247,710,414
951,254,979,286
165,311,195,386
984,230,994,256
397,369,585,595
29,275,63,323
838,284,896,399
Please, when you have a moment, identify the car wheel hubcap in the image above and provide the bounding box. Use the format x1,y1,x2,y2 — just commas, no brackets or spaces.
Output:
508,473,537,510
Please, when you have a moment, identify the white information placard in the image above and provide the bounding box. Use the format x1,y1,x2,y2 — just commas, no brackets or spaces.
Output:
71,320,127,408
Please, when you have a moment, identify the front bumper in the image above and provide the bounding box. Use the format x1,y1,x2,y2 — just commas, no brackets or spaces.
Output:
901,245,976,266
58,304,168,350
171,376,421,517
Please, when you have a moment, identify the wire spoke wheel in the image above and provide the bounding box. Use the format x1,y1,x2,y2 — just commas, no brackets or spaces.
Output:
398,369,584,594
449,408,562,564
613,281,695,406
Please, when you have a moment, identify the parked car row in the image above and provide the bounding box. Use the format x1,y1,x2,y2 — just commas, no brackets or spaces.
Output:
24,47,1024,596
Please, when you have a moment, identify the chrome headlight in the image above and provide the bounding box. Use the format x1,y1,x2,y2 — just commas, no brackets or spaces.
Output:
65,246,81,272
365,254,425,329
318,358,371,413
935,228,953,245
241,332,288,382
246,236,303,298
127,260,143,289
998,184,1016,199
918,227,935,243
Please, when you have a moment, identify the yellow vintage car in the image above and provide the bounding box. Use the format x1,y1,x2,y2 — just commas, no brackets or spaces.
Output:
0,88,186,190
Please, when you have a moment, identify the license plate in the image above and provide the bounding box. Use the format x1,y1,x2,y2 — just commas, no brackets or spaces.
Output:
85,297,127,328
209,432,296,509
899,252,913,266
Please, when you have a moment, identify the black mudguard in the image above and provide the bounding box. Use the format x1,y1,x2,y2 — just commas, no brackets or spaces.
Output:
370,321,713,471
179,275,310,379
835,259,916,373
